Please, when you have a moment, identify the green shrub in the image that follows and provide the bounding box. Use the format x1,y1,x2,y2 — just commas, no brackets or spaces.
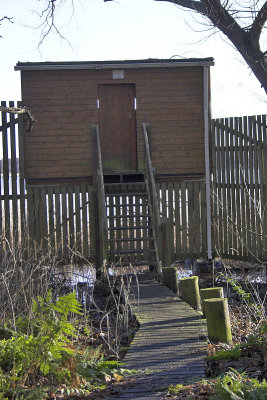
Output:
211,369,267,400
0,290,82,392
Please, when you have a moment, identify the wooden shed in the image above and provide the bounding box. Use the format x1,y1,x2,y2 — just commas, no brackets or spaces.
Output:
15,58,214,270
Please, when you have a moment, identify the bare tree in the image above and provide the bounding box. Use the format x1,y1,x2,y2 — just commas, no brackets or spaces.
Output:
104,0,267,95
2,1,267,94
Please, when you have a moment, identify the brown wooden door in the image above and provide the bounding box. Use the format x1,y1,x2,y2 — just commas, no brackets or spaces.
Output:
98,84,137,172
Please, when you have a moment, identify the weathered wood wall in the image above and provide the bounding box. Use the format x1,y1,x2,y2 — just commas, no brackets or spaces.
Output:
20,66,205,181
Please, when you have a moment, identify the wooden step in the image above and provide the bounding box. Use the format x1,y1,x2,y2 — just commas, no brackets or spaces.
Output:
106,203,148,207
105,192,147,197
107,214,150,218
107,237,154,243
108,225,152,230
105,182,145,187
107,249,155,255
107,261,157,267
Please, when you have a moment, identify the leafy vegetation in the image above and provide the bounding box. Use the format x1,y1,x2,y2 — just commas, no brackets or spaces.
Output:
0,290,134,399
167,369,267,399
206,344,243,361
211,369,267,400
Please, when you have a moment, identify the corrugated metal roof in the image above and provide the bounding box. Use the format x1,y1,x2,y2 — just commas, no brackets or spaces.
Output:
15,58,214,71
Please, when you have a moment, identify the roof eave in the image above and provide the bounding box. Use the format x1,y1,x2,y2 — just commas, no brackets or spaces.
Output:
15,60,214,71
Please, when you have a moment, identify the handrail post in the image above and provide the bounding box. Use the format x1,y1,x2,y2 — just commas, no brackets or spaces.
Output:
263,137,267,263
143,123,162,273
91,124,108,277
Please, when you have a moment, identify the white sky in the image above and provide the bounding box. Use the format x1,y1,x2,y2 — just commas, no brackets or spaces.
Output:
0,0,266,118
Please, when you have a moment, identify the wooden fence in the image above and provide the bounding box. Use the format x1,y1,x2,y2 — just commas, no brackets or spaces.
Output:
211,115,267,261
157,181,207,260
1,102,266,263
27,185,92,259
0,101,26,248
0,102,94,260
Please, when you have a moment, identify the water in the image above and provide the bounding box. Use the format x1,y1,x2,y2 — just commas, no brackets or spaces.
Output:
52,264,96,305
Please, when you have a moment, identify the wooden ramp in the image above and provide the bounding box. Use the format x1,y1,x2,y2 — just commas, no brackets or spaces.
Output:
117,276,207,399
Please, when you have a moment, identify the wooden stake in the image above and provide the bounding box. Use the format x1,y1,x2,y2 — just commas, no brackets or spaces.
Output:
204,298,232,344
180,276,201,311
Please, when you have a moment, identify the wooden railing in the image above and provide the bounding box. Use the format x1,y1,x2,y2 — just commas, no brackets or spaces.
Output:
92,124,108,268
143,123,162,272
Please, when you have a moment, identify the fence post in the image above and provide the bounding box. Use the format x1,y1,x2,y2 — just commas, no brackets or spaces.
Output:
263,137,267,263
161,217,173,267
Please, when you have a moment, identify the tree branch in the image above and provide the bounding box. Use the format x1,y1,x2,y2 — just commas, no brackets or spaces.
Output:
250,1,267,44
0,16,13,38
153,0,205,14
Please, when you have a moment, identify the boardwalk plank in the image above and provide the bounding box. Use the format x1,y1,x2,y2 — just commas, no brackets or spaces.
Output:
117,277,207,399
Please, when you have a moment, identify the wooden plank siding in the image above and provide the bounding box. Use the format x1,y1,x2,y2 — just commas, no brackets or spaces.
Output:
20,66,206,181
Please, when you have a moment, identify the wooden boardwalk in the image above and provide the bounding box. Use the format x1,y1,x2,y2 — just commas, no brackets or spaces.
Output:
116,276,207,399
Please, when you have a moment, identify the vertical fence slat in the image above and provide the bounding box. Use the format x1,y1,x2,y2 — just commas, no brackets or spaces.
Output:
253,116,261,258
161,183,167,218
194,182,201,258
238,116,245,258
222,118,228,257
40,187,48,252
135,194,142,259
115,193,122,255
168,182,174,256
75,186,81,254
61,186,68,257
128,188,134,264
54,187,61,254
201,181,207,257
212,119,219,256
229,117,236,256
18,101,26,240
89,189,96,263
33,186,41,249
9,101,18,245
225,118,231,256
234,116,242,257
68,186,74,251
81,185,88,257
188,182,194,257
243,116,251,257
27,186,35,250
181,182,187,258
174,183,181,258
248,116,257,256
1,101,10,242
216,119,223,257
47,187,55,250
263,115,267,261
